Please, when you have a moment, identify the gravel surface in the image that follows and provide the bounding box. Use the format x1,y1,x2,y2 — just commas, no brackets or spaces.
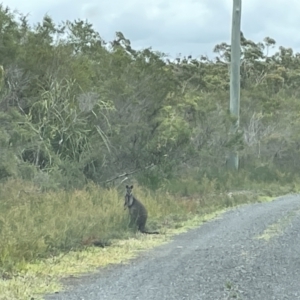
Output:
46,194,300,300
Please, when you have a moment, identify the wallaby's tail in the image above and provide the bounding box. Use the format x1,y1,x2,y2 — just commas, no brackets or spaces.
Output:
92,240,105,247
140,230,159,234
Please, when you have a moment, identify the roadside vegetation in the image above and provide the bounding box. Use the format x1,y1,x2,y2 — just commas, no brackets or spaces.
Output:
0,4,300,299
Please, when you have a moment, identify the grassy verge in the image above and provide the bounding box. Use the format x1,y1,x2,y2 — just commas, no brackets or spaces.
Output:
0,173,298,299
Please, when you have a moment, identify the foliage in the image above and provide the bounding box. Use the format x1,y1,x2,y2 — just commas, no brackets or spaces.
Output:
2,5,300,297
0,179,188,272
1,7,300,187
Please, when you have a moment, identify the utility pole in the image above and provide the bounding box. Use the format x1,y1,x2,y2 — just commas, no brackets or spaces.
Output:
228,0,242,170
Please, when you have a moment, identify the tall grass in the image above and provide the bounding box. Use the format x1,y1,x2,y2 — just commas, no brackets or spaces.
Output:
0,181,117,272
0,180,192,274
0,168,298,276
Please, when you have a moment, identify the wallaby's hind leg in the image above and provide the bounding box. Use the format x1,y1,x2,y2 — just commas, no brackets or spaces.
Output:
128,216,136,230
138,224,144,232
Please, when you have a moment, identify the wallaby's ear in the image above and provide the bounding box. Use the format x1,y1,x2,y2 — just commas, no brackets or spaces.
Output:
130,185,133,189
126,185,129,188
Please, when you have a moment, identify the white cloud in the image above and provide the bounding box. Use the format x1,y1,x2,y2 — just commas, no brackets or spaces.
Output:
2,0,300,57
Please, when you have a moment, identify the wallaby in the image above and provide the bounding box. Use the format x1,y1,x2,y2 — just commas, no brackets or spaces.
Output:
124,185,159,234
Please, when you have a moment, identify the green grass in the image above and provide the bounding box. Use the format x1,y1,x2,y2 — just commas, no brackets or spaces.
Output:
0,172,299,299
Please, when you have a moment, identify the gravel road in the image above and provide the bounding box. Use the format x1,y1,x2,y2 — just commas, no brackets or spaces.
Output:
46,194,300,300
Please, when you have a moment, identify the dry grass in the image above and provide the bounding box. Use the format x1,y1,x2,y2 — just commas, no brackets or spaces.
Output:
0,210,227,300
0,175,298,299
0,180,194,275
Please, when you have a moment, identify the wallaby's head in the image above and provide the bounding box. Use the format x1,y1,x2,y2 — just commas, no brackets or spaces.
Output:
124,185,134,209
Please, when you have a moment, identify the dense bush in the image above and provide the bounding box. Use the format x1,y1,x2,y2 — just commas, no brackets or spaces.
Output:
0,7,299,189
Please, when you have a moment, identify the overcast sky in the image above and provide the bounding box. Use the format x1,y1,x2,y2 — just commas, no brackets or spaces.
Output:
2,0,300,58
